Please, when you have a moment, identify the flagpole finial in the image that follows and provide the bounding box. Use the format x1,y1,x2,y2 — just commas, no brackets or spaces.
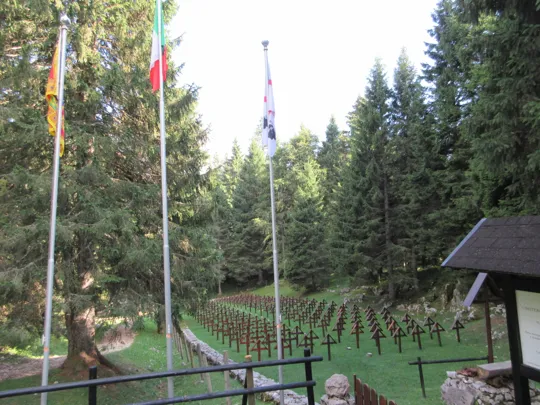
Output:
262,40,269,49
60,14,71,26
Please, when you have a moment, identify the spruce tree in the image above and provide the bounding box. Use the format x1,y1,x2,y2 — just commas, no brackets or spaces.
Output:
388,50,442,289
0,0,218,368
336,60,397,298
285,159,329,292
423,0,482,252
227,139,270,285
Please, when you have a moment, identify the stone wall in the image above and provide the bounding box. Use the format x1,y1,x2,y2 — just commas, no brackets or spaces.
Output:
441,374,540,405
181,328,315,405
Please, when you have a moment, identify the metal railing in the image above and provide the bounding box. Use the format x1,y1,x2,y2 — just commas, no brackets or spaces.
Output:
0,348,322,405
408,355,489,398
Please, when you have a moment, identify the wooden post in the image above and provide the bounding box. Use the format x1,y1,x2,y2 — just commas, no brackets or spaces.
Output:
176,329,184,359
417,357,426,398
244,355,255,405
185,337,194,368
502,276,531,405
201,355,213,393
224,351,231,405
196,343,204,382
484,291,494,364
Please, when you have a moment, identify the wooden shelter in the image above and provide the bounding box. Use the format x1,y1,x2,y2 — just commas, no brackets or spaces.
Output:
442,216,540,405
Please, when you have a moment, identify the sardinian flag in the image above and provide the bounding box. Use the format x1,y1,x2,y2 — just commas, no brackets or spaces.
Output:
262,56,276,157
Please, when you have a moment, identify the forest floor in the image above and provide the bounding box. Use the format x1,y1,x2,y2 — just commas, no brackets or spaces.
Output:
0,325,135,381
0,320,262,405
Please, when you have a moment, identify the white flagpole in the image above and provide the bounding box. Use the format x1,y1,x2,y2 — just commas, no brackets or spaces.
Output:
41,13,70,405
157,0,175,398
262,40,284,405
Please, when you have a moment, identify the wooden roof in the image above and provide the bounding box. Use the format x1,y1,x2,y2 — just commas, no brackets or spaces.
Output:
442,216,540,277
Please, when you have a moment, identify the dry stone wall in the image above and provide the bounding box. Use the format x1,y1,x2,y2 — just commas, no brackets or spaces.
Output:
182,328,316,405
441,374,540,405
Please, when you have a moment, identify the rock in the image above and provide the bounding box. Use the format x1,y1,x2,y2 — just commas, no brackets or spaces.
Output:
325,374,350,398
467,309,477,321
447,371,457,378
366,352,373,357
321,397,349,405
340,288,351,294
441,385,476,405
346,347,351,350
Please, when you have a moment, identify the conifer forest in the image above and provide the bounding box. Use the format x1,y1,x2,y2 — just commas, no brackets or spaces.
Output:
1,0,540,374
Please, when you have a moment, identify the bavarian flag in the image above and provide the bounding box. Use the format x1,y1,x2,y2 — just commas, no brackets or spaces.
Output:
150,0,168,92
46,40,65,156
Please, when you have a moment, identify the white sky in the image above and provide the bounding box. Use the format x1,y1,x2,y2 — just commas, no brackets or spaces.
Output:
170,0,439,159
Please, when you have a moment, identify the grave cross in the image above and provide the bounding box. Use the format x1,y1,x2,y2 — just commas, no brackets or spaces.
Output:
430,322,446,347
423,317,435,339
321,333,338,361
391,326,407,353
370,329,386,355
451,319,465,343
412,324,426,350
349,320,365,349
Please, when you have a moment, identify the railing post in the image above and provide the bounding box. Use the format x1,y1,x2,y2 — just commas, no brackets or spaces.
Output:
417,357,426,398
304,348,315,405
88,366,97,405
244,355,255,405
223,351,232,405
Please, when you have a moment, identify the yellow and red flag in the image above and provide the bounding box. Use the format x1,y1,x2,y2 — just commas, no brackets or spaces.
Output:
46,41,65,156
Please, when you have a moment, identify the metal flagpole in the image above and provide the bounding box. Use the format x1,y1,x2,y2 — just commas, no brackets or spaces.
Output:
156,0,175,398
262,40,284,405
41,13,70,405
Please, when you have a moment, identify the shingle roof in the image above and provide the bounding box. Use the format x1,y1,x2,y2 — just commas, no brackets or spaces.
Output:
442,216,540,277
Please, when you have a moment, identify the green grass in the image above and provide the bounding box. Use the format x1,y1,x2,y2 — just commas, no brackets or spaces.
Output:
0,320,263,405
1,335,68,359
185,298,511,405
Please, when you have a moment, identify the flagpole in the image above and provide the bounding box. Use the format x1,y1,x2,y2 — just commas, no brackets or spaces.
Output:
156,0,175,398
262,40,284,405
41,13,70,405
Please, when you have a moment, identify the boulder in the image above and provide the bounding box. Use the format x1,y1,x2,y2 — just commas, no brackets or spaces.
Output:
325,374,350,398
320,395,349,405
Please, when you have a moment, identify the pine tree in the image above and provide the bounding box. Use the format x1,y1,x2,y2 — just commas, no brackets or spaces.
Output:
459,1,540,215
285,159,329,292
273,126,319,275
227,139,270,285
318,117,350,211
335,60,397,298
0,0,218,368
212,140,244,292
423,0,482,252
388,50,442,289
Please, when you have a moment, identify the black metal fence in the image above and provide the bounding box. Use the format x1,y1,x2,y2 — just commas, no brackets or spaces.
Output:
0,348,322,405
408,355,489,398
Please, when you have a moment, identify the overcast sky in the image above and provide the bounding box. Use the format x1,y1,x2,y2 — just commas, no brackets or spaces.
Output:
170,0,439,159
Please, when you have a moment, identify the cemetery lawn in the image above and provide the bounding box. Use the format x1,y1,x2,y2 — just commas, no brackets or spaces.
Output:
184,286,511,405
0,320,262,405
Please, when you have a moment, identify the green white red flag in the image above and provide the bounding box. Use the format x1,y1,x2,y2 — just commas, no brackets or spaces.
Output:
150,0,168,92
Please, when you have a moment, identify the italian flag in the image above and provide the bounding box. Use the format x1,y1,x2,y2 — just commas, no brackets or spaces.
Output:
150,0,168,92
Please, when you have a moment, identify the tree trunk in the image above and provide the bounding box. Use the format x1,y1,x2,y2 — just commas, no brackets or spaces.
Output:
383,174,395,300
411,245,419,291
218,280,222,295
258,267,264,285
64,306,99,371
